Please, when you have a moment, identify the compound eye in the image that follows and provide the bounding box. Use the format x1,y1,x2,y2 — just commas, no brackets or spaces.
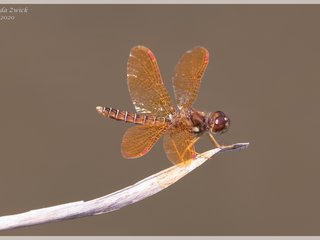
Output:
211,111,230,133
215,116,225,127
214,116,230,133
213,111,225,119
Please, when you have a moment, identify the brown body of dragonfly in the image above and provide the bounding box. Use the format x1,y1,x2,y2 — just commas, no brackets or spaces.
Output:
97,46,230,164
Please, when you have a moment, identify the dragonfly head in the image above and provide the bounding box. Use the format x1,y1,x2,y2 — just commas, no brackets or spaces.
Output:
210,111,230,134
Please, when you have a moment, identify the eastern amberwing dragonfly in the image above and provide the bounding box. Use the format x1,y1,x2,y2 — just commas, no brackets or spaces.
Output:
97,46,230,164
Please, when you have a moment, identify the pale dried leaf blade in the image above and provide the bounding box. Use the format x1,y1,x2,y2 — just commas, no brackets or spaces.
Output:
0,142,249,231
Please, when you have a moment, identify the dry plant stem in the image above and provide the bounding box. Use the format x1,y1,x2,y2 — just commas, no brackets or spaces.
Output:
0,142,249,231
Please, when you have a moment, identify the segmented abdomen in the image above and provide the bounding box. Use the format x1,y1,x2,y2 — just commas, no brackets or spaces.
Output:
98,107,169,126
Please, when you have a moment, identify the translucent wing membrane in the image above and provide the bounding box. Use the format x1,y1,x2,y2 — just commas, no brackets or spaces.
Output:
121,124,168,159
173,47,209,110
119,46,209,164
127,46,175,117
163,128,198,164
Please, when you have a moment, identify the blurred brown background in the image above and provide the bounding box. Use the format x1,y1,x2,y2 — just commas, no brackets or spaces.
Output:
0,5,319,235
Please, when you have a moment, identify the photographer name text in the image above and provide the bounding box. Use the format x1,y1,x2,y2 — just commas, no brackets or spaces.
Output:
0,6,29,21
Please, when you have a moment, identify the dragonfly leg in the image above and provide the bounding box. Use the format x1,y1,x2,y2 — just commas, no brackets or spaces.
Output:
208,133,223,148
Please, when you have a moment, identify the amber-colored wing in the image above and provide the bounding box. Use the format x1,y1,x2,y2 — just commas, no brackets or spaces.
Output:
172,47,209,110
121,124,168,159
163,128,199,164
127,46,175,117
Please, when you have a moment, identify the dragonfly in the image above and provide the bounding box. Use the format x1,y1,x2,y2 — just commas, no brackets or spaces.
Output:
96,46,230,164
